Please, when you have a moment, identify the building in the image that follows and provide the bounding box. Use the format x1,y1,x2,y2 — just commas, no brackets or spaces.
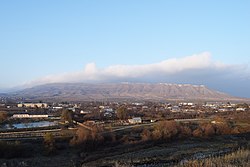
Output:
236,108,246,111
53,106,63,110
12,114,49,118
128,117,142,124
17,103,48,108
171,106,180,112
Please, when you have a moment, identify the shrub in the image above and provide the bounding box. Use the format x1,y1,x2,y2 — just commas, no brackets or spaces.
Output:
70,126,104,151
192,128,203,138
141,128,152,141
43,132,55,155
151,121,179,141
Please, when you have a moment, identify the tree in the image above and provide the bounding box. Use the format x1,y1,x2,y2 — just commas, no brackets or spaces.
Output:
116,106,127,120
192,128,203,138
231,126,241,134
0,111,8,123
141,128,152,141
43,133,55,154
162,121,179,139
70,126,104,146
151,121,179,141
152,129,162,140
70,127,90,145
61,109,73,123
179,125,192,138
215,122,232,135
203,123,215,137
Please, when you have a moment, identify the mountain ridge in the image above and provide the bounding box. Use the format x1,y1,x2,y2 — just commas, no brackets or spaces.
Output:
6,82,246,102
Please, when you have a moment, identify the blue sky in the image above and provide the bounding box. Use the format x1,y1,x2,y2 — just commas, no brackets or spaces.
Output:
0,1,250,97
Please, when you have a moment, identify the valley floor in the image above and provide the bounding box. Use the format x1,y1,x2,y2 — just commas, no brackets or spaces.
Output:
81,133,250,167
0,133,249,167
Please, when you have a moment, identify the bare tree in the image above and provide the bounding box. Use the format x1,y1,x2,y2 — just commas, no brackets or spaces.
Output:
152,121,179,141
43,132,55,154
61,109,73,123
141,128,152,141
116,106,127,120
0,111,7,123
192,128,203,138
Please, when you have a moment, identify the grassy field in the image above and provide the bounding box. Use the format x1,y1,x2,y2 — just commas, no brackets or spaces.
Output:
175,148,250,167
81,133,250,167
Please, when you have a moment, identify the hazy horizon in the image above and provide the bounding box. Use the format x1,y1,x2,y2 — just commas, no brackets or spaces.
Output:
1,1,250,97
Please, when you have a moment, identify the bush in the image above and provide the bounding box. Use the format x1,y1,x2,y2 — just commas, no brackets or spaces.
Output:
192,128,203,138
215,123,232,135
203,124,215,137
141,128,152,141
151,121,179,141
70,126,104,151
43,132,55,155
179,126,192,138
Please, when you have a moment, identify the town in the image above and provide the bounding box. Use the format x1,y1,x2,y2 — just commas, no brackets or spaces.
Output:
0,98,249,131
0,96,249,166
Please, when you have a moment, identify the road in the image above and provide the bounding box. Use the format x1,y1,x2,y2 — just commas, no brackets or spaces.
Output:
0,118,209,140
0,128,74,140
104,118,210,133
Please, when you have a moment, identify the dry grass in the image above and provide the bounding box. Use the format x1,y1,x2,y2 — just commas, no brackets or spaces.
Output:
175,148,250,167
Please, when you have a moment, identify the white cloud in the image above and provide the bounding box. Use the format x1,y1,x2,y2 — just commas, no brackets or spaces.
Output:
102,52,219,77
22,52,250,97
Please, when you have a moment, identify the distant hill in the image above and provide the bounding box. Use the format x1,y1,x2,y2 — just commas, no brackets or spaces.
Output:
7,83,245,102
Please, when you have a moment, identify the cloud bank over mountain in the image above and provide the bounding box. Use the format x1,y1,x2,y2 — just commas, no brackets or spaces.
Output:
23,52,250,97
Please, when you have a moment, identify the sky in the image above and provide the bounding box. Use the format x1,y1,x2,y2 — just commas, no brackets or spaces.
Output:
0,0,250,97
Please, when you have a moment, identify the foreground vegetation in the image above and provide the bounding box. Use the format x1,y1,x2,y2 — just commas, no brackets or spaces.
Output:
175,148,250,167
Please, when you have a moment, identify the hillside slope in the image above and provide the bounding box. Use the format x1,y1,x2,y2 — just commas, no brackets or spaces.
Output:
9,83,240,101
